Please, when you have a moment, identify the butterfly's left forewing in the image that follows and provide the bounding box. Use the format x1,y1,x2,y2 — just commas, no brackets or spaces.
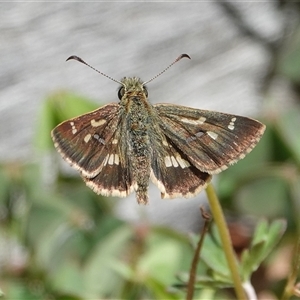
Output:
154,103,265,174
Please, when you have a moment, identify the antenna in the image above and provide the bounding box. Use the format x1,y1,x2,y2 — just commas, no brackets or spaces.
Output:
142,53,191,86
66,55,124,86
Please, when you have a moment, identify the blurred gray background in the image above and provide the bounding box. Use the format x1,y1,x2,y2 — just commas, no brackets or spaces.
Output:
0,2,295,231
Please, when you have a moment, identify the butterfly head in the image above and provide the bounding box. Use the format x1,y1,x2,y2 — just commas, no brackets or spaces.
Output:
118,77,148,100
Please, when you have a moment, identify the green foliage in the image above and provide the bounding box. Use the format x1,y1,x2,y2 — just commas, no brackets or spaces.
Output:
240,219,287,282
0,146,193,299
177,220,286,289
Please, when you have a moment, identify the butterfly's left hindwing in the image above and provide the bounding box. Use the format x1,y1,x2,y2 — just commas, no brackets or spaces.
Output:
154,103,265,174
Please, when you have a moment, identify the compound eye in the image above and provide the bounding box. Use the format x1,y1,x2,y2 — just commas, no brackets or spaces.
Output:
143,87,148,97
118,86,125,100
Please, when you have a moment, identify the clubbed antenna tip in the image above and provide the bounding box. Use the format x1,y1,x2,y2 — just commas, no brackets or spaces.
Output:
177,53,191,61
66,55,123,85
66,55,85,63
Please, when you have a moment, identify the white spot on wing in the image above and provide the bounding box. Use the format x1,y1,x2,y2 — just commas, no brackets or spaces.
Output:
164,156,172,167
108,154,114,165
181,116,206,125
176,155,190,168
198,116,206,124
103,154,109,166
70,121,77,134
162,140,168,146
228,117,236,130
84,134,92,143
114,154,119,165
207,131,218,140
91,119,106,127
171,156,179,167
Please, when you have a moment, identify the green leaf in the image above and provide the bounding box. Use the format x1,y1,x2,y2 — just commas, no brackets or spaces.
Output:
51,260,85,297
83,225,132,297
200,225,233,280
240,219,286,281
177,272,234,289
176,224,237,290
138,234,183,285
145,276,183,300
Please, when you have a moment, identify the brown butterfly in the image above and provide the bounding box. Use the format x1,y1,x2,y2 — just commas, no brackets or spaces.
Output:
51,55,265,204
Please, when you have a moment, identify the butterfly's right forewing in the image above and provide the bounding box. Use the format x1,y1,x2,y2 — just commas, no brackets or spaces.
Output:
52,103,122,177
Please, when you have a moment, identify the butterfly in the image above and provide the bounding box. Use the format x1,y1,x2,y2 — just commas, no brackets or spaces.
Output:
51,54,265,205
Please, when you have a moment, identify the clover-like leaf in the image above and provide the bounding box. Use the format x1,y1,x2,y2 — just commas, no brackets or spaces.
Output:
240,219,286,281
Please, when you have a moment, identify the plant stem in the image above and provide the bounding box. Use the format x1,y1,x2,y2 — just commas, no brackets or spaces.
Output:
205,183,247,299
186,207,211,300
